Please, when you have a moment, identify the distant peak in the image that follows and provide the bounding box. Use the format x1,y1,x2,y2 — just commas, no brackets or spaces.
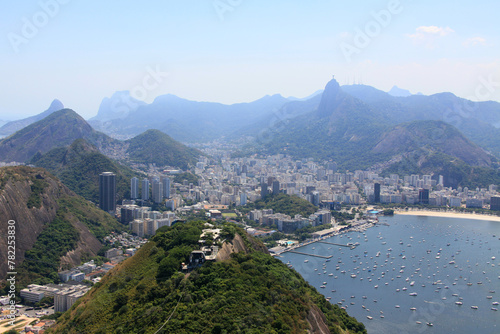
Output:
321,77,342,99
326,76,341,89
50,108,85,120
91,91,146,121
48,99,64,111
388,85,412,97
315,77,345,118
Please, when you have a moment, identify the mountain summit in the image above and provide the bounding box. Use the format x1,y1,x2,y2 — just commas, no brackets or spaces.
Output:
315,78,344,118
388,85,412,97
89,92,291,142
0,109,118,163
0,99,64,136
90,91,146,122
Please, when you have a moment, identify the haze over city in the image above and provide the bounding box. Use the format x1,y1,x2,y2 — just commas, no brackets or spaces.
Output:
1,0,500,120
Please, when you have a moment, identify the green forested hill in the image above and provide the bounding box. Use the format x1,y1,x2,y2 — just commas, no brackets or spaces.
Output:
240,193,318,217
0,166,124,288
0,108,119,163
383,151,500,189
126,129,201,169
31,138,141,203
18,195,125,286
50,221,366,334
255,79,500,186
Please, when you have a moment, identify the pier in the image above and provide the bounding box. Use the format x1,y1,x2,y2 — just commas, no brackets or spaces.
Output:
288,251,333,259
317,241,358,249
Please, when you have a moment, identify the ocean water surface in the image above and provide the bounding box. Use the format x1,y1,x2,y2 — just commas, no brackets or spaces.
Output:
278,215,500,334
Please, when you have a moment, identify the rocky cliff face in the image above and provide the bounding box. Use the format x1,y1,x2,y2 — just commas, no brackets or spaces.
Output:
215,232,269,262
0,166,67,277
0,166,114,280
215,233,249,262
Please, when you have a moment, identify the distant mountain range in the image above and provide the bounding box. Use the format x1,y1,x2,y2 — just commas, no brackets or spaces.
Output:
0,108,201,170
0,99,64,137
387,85,412,97
0,109,121,163
341,84,500,156
249,78,500,187
3,79,500,188
88,92,296,142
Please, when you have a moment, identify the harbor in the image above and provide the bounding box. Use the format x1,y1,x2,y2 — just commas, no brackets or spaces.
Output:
278,214,500,334
271,219,376,256
288,251,333,259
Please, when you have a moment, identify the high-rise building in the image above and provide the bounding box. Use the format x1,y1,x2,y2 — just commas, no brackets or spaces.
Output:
142,178,150,200
130,177,138,199
491,196,500,211
410,174,419,187
99,172,116,214
305,186,316,195
120,205,136,224
152,180,163,203
239,192,247,206
272,180,280,195
267,176,276,186
261,182,268,199
162,176,171,199
374,183,380,203
449,196,461,207
466,198,483,208
311,191,320,206
418,189,429,205
438,175,444,187
326,162,337,172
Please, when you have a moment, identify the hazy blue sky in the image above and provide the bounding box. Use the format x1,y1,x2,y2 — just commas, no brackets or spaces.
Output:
1,0,499,120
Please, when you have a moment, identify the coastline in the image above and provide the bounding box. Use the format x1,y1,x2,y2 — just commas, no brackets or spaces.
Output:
394,209,500,222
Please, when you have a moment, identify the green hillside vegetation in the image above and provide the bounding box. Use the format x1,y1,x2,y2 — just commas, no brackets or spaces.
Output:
17,195,125,287
255,79,499,177
26,177,48,209
240,193,318,217
254,80,392,171
50,221,366,334
126,129,201,169
257,114,390,171
383,151,500,189
31,139,141,203
342,85,500,158
0,109,119,163
173,171,199,185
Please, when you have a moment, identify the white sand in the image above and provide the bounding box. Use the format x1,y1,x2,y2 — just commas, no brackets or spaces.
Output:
395,210,500,222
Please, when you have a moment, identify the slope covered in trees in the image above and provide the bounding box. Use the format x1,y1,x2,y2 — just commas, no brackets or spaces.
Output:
0,166,124,288
240,193,318,217
126,129,201,169
31,138,141,203
51,221,365,334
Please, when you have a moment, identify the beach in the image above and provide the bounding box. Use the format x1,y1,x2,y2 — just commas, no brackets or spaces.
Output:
395,209,500,222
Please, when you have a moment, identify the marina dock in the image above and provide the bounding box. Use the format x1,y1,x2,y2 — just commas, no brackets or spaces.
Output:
317,241,358,249
288,251,333,259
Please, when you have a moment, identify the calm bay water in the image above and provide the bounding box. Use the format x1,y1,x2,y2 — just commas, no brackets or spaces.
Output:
278,215,500,334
